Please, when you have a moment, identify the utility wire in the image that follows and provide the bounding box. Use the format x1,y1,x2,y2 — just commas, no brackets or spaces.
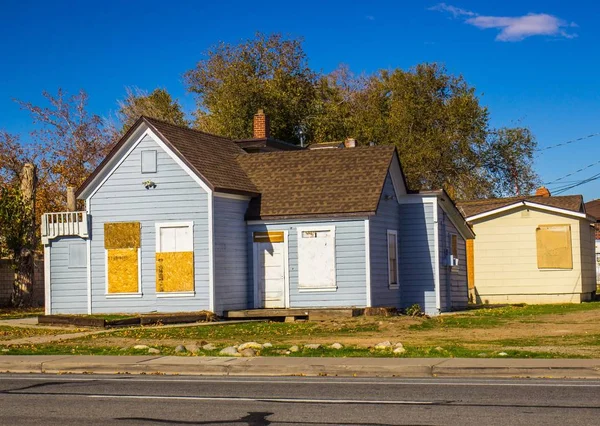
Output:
536,132,600,155
552,171,600,195
544,159,600,185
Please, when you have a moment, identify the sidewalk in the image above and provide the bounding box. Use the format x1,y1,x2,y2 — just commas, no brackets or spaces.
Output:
1,355,599,379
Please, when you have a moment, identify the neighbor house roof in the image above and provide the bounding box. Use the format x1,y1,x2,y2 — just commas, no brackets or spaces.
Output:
236,146,399,220
77,116,259,198
456,195,586,220
584,199,600,222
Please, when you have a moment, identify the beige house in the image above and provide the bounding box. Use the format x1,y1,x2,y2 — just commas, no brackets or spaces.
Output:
457,193,596,304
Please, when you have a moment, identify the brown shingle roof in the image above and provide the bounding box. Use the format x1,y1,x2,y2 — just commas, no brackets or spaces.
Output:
585,199,600,221
456,195,584,219
144,118,258,195
236,146,397,219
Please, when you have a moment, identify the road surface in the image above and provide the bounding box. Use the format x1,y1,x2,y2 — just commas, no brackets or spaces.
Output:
0,374,599,425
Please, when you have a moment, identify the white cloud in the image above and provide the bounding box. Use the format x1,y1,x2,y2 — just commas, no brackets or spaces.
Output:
427,3,475,18
428,3,577,41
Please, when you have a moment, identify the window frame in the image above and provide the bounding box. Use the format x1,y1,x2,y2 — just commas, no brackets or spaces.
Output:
449,233,459,272
155,221,195,297
297,225,337,292
387,230,399,289
141,149,157,174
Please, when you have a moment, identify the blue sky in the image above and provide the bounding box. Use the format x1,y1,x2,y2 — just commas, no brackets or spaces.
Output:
1,0,599,200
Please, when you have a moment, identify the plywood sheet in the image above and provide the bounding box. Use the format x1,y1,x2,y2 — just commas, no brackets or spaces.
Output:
107,248,139,293
536,224,573,269
104,222,141,249
156,251,194,293
466,239,474,289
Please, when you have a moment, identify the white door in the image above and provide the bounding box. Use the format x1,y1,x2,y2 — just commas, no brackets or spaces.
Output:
258,242,286,308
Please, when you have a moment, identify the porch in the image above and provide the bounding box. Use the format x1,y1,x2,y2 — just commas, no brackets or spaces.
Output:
41,211,89,244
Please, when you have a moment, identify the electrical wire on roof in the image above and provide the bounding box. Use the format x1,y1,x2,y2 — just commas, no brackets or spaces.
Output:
536,132,600,155
544,159,600,185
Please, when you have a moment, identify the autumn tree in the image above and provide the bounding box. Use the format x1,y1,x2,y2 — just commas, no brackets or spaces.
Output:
16,89,113,214
117,87,188,133
185,33,316,144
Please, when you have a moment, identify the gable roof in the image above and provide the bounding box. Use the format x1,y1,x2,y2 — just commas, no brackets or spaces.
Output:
456,195,586,220
76,116,259,198
584,199,600,221
236,146,400,220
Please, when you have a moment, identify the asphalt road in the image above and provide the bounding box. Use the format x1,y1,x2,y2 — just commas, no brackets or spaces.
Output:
0,374,599,425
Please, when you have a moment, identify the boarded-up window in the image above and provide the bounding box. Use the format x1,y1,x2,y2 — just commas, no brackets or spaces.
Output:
536,224,573,269
297,227,336,289
141,150,157,173
105,222,140,294
387,230,399,288
156,222,194,293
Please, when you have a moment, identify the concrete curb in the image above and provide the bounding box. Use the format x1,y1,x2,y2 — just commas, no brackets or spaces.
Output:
1,356,599,379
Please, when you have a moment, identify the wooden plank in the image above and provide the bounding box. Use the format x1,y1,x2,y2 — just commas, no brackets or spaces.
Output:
139,312,213,325
253,231,285,243
466,239,475,290
38,315,106,328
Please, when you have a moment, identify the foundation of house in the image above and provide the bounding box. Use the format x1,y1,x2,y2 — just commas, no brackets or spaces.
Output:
223,308,367,321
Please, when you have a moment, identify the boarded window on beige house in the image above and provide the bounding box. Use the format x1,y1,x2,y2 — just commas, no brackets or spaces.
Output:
536,224,573,270
104,222,141,294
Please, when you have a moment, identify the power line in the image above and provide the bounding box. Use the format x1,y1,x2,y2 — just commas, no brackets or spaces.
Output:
544,159,600,185
552,171,600,195
536,132,600,155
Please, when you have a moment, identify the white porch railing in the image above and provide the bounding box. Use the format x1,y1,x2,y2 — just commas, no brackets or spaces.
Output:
41,211,89,244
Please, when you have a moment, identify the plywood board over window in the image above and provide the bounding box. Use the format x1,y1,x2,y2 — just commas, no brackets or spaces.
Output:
155,222,194,295
104,222,141,294
297,226,336,290
536,224,573,270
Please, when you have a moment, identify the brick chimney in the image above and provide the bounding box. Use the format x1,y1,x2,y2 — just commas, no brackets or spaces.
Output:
535,186,551,197
344,137,356,148
253,109,270,139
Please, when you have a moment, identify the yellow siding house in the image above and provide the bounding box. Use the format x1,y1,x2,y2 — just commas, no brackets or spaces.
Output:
457,193,596,304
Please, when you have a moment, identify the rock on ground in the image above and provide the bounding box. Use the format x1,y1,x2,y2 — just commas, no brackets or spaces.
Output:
239,348,256,357
185,344,199,353
148,348,161,354
393,347,406,354
304,344,321,350
219,346,241,357
374,341,392,350
175,345,186,353
288,345,299,353
202,343,217,351
238,342,263,351
262,343,273,348
133,345,149,350
330,343,343,350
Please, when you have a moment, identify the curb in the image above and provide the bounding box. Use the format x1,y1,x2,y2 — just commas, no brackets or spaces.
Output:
1,356,600,379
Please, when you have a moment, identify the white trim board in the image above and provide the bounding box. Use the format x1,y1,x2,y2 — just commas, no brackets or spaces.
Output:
466,201,590,222
247,217,368,226
364,219,371,307
44,245,51,315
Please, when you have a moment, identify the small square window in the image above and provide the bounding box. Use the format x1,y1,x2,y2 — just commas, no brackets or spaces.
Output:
141,150,157,173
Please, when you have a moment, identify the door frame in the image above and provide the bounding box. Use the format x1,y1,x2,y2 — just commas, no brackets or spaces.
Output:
252,231,290,308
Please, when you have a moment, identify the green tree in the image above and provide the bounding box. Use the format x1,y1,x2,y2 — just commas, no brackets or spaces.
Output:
185,33,316,144
117,87,188,133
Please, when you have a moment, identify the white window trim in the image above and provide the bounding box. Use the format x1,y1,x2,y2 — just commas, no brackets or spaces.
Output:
104,248,143,298
141,149,157,173
449,233,459,273
155,221,196,296
387,230,399,289
296,225,337,291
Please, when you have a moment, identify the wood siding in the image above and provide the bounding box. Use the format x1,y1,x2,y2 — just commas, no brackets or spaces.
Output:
471,206,595,304
438,206,468,311
89,134,210,313
247,220,367,308
398,201,438,315
369,173,402,308
214,196,250,313
49,237,87,314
